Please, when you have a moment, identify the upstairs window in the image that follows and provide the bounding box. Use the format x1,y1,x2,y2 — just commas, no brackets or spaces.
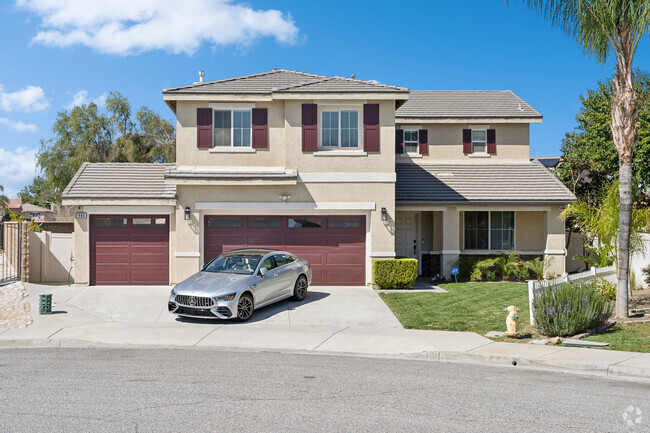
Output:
214,109,251,147
403,129,419,155
471,129,487,154
320,109,359,148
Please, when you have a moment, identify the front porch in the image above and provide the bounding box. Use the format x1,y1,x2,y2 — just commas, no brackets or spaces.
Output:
395,207,567,278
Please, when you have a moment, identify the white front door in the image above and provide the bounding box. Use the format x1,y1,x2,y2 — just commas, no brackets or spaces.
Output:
396,213,418,259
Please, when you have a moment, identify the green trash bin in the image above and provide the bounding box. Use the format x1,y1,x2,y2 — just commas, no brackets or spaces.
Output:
39,293,52,315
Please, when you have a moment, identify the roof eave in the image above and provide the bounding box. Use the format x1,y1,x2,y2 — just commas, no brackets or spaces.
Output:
396,116,543,124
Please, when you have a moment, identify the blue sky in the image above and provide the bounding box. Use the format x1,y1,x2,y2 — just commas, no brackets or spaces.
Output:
0,0,648,198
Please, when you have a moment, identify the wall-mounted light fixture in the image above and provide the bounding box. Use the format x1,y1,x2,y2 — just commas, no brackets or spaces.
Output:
279,194,291,203
184,206,191,221
381,207,388,221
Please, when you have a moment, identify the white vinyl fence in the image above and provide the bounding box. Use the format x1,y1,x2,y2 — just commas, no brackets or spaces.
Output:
527,265,616,325
29,231,74,283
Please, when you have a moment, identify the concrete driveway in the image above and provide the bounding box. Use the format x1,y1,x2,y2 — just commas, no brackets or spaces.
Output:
41,284,402,328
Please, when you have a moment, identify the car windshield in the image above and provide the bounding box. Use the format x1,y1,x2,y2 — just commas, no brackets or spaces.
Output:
203,254,263,275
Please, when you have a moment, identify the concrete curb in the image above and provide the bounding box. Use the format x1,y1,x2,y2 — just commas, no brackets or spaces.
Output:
1,337,648,383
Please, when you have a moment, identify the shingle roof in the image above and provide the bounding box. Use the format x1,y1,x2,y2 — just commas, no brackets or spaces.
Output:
163,69,408,95
395,90,542,119
62,163,177,200
21,203,52,213
396,161,575,204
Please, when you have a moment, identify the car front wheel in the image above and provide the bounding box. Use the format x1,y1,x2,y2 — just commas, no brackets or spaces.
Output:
293,275,308,301
236,294,254,321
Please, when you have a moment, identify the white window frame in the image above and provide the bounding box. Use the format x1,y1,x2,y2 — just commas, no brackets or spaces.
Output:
469,124,489,156
403,127,420,156
212,108,252,148
318,106,362,150
464,211,516,251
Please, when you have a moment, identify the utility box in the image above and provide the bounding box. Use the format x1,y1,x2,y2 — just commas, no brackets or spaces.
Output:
38,293,52,314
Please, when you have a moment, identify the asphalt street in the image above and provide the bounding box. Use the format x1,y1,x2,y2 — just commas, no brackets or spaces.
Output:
0,348,648,432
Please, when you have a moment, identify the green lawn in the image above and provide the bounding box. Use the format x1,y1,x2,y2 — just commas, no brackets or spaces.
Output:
379,282,530,335
380,282,650,353
584,323,650,353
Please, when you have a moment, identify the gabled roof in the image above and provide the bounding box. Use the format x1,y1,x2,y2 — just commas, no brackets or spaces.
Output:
395,90,542,120
396,161,575,204
62,163,177,200
163,69,409,95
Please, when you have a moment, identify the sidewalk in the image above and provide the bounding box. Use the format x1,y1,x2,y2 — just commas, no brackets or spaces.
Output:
1,283,648,382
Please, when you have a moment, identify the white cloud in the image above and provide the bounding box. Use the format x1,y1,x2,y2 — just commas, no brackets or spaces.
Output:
0,146,40,198
0,84,49,112
66,90,108,109
0,118,38,133
17,0,300,56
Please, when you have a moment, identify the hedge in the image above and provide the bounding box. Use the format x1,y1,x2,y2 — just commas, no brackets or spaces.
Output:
372,258,418,289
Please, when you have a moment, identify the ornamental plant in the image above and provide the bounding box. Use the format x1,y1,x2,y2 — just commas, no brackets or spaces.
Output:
533,281,612,337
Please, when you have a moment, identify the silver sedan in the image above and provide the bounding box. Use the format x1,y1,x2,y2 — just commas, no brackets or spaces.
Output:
168,248,312,321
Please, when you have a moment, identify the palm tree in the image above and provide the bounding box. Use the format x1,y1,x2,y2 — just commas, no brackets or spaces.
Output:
0,185,8,219
510,1,650,317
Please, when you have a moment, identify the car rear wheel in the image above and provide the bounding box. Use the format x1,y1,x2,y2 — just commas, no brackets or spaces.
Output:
293,275,308,301
236,294,254,321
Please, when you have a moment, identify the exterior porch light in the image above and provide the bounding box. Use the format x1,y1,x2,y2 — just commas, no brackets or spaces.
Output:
279,194,291,203
184,206,191,221
381,207,388,221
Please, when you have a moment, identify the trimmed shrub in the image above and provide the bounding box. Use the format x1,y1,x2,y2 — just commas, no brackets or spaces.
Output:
373,258,418,289
533,281,612,337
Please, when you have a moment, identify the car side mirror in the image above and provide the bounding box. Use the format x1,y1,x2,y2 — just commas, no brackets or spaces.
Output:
259,267,268,277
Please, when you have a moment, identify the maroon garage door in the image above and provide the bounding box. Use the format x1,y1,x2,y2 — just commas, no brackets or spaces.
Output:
204,215,366,286
90,215,169,285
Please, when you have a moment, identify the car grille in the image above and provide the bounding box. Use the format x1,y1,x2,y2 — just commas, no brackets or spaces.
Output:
174,307,216,318
175,294,214,308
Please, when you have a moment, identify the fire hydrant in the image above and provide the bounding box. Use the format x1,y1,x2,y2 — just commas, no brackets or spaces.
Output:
503,306,520,336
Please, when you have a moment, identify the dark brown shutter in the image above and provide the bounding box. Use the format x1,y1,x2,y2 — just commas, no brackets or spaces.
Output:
363,104,380,152
197,108,212,148
302,104,317,152
487,128,496,154
462,128,472,154
395,129,404,154
252,108,268,148
418,129,428,155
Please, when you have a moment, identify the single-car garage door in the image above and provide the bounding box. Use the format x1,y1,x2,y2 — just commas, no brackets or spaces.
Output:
90,215,169,285
204,215,366,286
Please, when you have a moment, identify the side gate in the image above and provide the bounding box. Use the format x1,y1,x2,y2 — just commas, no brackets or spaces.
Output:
0,222,22,285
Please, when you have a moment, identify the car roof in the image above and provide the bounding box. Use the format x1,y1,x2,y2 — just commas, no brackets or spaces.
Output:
223,248,277,255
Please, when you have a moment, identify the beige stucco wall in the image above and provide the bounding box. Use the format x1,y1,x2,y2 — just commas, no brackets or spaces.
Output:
175,100,285,168
432,211,442,251
396,123,530,162
515,211,545,251
175,99,396,174
173,182,395,284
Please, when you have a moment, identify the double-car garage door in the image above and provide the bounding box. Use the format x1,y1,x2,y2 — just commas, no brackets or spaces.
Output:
90,214,366,286
204,215,366,286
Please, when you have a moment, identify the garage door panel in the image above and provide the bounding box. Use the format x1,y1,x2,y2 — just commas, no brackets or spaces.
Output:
91,215,169,286
326,252,365,265
204,215,365,286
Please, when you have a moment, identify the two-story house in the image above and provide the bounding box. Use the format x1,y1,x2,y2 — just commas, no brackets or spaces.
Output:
61,69,575,286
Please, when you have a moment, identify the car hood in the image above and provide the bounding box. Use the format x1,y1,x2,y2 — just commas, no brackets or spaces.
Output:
174,271,252,297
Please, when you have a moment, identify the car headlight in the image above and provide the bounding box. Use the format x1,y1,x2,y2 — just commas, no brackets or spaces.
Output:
215,293,236,301
171,287,177,296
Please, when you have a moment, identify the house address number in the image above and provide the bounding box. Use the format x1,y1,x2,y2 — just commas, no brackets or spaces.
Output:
75,212,87,219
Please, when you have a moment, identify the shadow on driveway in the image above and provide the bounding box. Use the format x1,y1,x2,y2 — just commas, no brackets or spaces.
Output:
175,291,330,325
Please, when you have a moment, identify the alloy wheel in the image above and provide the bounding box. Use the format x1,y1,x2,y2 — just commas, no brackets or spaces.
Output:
237,295,253,321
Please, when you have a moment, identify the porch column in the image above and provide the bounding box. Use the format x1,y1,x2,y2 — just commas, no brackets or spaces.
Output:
544,207,566,277
441,207,460,278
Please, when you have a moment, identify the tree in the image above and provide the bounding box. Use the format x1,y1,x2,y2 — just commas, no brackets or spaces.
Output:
556,70,650,204
0,185,8,220
18,176,58,209
35,91,175,200
512,0,650,318
561,181,650,268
